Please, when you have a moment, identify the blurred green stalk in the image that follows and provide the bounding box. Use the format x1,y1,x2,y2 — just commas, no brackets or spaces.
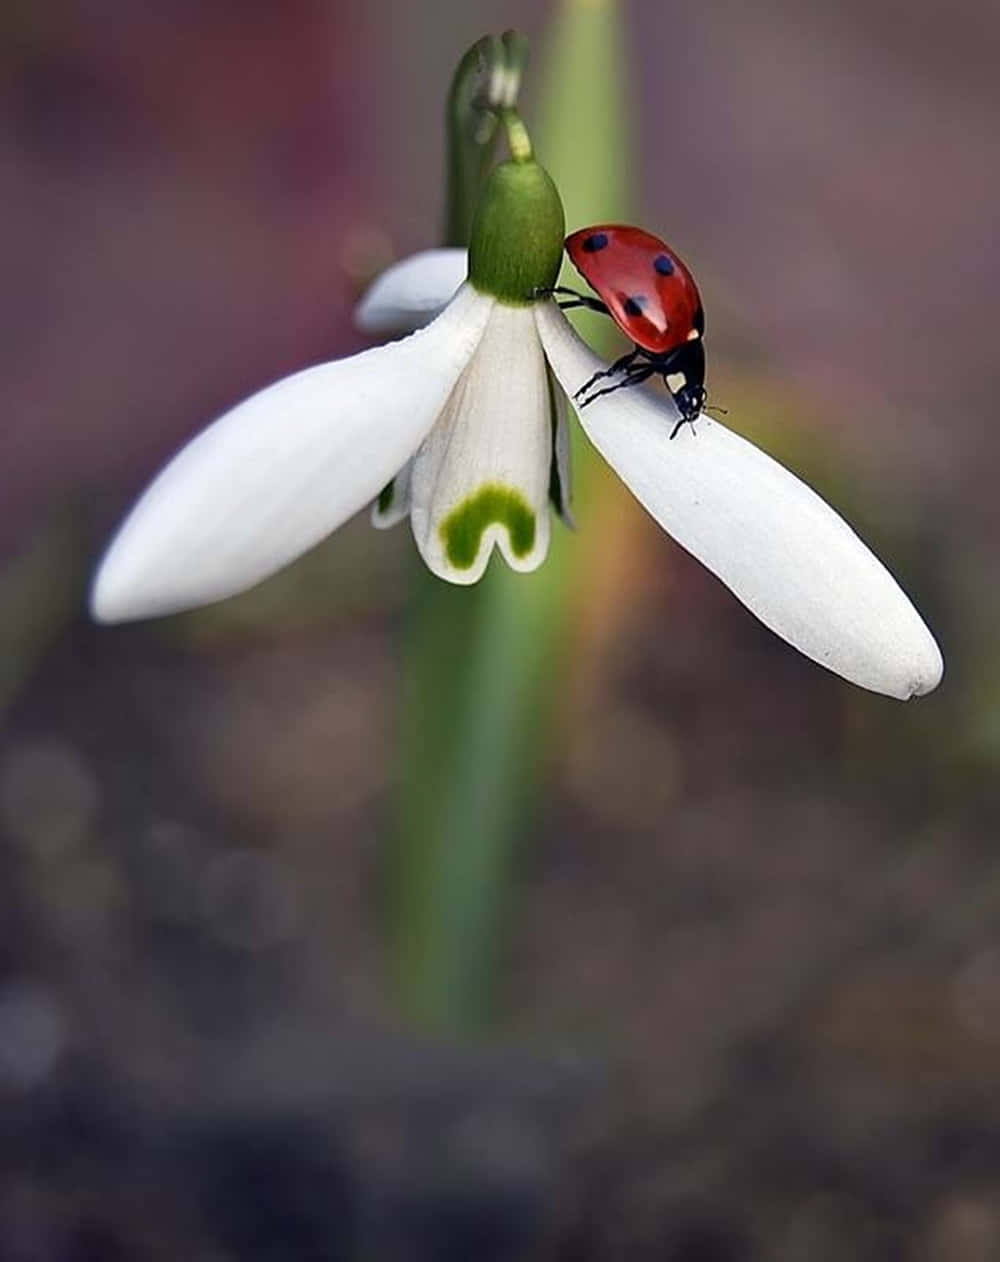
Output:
386,2,631,1031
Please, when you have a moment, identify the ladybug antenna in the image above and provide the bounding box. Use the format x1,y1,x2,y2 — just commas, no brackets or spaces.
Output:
705,402,729,418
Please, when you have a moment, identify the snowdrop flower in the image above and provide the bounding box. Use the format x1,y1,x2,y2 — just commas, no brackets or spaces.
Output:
91,149,567,616
91,150,942,701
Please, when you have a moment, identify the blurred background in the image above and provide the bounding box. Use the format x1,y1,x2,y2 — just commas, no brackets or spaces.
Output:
1,1,998,1258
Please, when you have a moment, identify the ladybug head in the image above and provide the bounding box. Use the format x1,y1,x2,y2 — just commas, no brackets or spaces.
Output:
675,380,707,423
663,336,706,424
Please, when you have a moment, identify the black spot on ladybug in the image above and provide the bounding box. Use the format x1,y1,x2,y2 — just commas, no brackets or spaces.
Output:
623,295,648,317
653,254,675,276
582,232,609,252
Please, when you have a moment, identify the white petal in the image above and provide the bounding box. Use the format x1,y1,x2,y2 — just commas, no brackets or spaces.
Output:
91,285,492,622
371,458,412,529
410,304,552,585
354,248,469,334
537,304,943,700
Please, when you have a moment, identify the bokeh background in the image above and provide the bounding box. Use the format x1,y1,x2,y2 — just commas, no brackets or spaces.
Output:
2,1,998,1258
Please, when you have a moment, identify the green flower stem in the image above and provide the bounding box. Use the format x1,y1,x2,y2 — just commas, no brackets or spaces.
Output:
538,0,630,351
500,108,533,163
532,0,639,722
389,576,554,1027
387,10,630,1031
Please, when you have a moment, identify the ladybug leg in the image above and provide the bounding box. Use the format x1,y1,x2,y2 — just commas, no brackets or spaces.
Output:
576,363,655,407
573,349,639,399
540,285,593,300
657,341,707,439
557,298,611,315
537,286,611,317
669,416,689,440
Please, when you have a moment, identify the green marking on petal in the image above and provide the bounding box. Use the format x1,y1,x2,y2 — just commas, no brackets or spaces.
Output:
547,450,563,518
377,479,395,515
545,372,565,519
440,484,536,569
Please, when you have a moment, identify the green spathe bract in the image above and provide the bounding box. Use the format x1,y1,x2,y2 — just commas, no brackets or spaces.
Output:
468,160,565,305
440,484,536,569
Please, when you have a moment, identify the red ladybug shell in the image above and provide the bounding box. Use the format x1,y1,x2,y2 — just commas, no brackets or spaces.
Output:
565,225,704,357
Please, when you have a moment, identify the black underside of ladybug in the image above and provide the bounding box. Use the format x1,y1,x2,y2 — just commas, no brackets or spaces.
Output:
545,285,707,438
572,337,706,440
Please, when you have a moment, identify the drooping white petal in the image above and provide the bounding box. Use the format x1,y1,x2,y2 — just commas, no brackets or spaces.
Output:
91,285,492,622
371,458,412,529
410,303,552,585
537,303,943,699
355,248,469,334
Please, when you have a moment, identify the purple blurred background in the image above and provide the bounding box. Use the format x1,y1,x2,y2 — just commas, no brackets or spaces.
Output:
1,2,998,1258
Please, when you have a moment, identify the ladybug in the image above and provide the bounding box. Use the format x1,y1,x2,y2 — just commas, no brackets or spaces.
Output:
553,225,707,438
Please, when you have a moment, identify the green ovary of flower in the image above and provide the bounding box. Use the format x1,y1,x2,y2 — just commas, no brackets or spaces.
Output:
440,484,536,569
467,159,565,305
